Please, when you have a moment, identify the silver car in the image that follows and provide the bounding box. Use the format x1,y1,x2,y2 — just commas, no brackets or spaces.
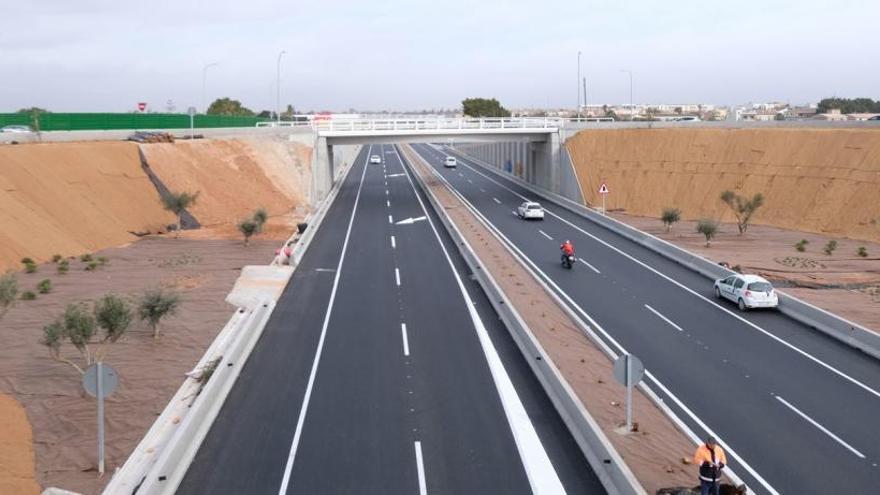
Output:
714,274,778,311
516,201,545,220
1,125,33,133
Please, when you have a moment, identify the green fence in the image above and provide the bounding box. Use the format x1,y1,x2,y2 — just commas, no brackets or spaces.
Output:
0,113,270,131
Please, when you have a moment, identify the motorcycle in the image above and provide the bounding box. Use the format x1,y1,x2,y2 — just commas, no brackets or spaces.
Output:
561,253,576,269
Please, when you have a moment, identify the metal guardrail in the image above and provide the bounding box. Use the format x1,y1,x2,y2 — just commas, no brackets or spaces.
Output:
256,117,566,132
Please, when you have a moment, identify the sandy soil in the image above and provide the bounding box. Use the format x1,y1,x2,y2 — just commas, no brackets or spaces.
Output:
0,394,40,494
0,235,281,494
611,213,880,332
403,146,701,492
567,128,880,243
0,142,174,271
140,138,312,229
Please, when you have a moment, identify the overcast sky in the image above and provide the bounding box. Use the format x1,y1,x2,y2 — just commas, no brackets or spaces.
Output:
2,0,878,112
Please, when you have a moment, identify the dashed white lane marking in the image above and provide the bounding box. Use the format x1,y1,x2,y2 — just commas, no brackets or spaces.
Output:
644,304,684,332
389,215,393,224
480,188,486,192
577,257,601,274
387,173,404,177
395,268,401,286
414,441,427,495
401,323,410,356
467,178,473,184
387,199,391,208
391,235,396,249
314,268,336,273
385,189,389,196
775,395,865,458
538,230,553,240
492,197,501,204
458,172,463,177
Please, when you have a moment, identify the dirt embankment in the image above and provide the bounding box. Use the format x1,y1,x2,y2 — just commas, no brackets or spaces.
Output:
0,142,175,271
139,137,312,235
567,128,880,243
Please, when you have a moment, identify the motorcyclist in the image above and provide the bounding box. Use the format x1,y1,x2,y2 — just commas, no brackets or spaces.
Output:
560,240,575,258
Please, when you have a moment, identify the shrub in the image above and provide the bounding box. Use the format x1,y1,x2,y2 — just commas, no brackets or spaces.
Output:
795,239,809,252
97,256,109,265
57,260,70,275
41,297,132,374
94,294,132,345
253,208,269,227
85,261,99,271
80,253,93,263
21,291,37,300
661,207,681,232
21,257,34,265
24,262,37,274
51,254,63,263
823,240,838,256
138,289,181,340
857,246,868,258
238,218,259,246
720,190,765,235
37,279,52,294
696,218,720,247
161,191,200,238
0,271,18,318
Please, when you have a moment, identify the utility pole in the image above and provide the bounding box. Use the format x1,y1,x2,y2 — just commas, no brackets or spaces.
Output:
276,50,287,123
620,69,634,120
202,62,219,114
583,77,588,118
577,51,582,119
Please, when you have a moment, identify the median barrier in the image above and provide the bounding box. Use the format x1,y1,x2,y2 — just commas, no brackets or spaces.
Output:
447,147,880,362
399,145,645,495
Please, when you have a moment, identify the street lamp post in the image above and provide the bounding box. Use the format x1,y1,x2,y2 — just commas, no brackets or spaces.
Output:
202,62,219,114
577,51,582,120
620,69,633,121
276,50,287,123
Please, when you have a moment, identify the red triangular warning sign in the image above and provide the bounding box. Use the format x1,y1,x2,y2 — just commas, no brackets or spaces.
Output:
598,183,609,194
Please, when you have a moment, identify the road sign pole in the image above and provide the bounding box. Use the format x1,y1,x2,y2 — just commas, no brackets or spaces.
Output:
625,355,633,431
97,361,105,475
602,194,606,216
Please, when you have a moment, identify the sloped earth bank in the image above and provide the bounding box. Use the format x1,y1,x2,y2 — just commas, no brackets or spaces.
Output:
610,213,880,332
0,236,280,494
402,145,699,492
567,128,880,243
0,394,40,494
139,137,312,232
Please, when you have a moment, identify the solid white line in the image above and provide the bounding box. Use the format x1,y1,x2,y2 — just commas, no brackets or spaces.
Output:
401,323,410,356
644,304,684,332
395,267,401,287
277,145,372,495
391,235,396,249
414,441,427,495
397,146,564,493
452,151,880,402
493,197,502,204
422,155,775,495
775,395,865,458
538,230,553,240
388,214,393,224
577,257,601,274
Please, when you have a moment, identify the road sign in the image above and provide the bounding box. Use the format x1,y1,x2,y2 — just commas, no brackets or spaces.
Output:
613,354,644,432
598,183,609,195
187,106,197,117
137,102,147,112
83,363,118,475
187,106,198,139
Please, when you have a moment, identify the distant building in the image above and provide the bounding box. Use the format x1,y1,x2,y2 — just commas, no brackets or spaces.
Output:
814,108,849,121
846,113,880,121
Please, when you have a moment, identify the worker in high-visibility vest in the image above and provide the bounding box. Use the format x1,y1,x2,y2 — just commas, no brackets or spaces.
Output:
693,436,727,495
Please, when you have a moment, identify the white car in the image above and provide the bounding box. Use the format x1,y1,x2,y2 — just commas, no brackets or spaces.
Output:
1,125,32,133
444,156,457,168
516,201,545,220
714,274,778,311
369,155,382,164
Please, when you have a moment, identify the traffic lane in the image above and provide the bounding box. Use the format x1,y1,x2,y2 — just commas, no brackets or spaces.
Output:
386,145,535,493
415,145,880,493
438,145,880,391
178,148,369,493
285,146,416,494
394,147,605,494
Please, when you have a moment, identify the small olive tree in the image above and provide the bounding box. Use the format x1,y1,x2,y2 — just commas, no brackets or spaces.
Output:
238,219,259,246
696,218,719,247
161,191,199,238
138,289,180,340
41,295,132,374
720,190,765,235
0,271,18,319
661,207,681,232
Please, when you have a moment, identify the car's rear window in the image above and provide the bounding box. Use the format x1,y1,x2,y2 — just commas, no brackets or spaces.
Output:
528,205,542,209
748,282,773,291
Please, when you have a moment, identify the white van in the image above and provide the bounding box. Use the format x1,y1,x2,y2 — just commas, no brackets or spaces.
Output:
444,156,457,168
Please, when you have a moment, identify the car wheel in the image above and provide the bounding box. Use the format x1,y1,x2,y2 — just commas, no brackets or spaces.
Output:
714,287,722,299
738,298,747,311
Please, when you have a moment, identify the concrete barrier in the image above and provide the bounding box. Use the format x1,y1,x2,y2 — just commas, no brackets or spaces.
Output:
399,145,645,495
447,147,880,361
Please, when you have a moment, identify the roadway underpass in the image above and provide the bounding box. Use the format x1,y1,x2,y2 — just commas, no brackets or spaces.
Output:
178,145,603,494
409,143,880,495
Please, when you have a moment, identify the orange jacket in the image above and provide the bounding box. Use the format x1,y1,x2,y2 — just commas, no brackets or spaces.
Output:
561,242,575,256
694,443,727,482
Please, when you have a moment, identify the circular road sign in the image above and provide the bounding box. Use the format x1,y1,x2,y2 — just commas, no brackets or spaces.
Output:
83,363,119,398
612,354,644,387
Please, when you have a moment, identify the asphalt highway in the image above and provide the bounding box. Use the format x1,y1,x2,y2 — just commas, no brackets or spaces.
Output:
179,146,603,494
411,143,880,495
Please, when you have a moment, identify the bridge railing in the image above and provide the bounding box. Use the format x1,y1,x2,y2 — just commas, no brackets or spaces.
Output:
256,117,570,132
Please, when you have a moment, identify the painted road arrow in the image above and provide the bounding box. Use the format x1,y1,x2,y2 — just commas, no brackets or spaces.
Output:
395,216,427,225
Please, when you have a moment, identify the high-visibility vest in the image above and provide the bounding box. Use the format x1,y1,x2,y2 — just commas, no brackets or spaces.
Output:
694,444,727,482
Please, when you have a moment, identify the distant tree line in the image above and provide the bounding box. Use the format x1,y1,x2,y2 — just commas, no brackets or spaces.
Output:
462,98,511,118
817,97,880,114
